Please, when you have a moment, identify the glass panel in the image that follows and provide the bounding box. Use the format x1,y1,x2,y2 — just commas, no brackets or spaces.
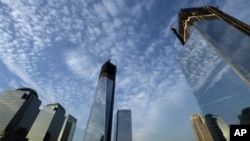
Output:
105,78,114,140
194,19,250,85
178,26,250,126
84,77,114,141
116,110,132,141
83,77,107,141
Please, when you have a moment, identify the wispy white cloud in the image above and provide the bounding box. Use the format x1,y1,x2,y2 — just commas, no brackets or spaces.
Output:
116,78,199,141
219,0,250,24
178,29,222,92
64,50,100,81
102,0,119,17
2,0,245,141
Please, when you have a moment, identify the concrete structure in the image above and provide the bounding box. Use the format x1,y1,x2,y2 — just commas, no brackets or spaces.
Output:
27,103,65,141
0,88,41,141
58,114,77,141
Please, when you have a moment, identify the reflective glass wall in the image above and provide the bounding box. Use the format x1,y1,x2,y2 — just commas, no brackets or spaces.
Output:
178,26,250,125
114,110,132,141
194,19,250,85
83,60,116,141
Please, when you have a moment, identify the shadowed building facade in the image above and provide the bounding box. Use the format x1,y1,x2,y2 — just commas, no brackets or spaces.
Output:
58,114,77,141
27,103,65,141
238,107,250,125
205,114,229,141
176,6,250,125
83,60,116,141
114,110,132,141
0,88,41,141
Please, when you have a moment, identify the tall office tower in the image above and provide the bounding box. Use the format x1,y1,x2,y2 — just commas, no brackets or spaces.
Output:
0,88,41,141
58,114,77,141
27,103,66,141
190,114,214,141
83,60,116,141
114,110,132,141
175,6,250,125
205,114,229,141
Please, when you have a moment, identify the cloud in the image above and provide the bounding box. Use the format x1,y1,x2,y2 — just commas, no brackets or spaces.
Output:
177,29,222,92
64,50,100,81
117,78,200,141
93,3,109,20
219,0,250,24
2,1,240,141
102,0,119,17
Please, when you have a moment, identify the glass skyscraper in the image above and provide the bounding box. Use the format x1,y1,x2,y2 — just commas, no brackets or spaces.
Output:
58,114,77,141
114,110,132,141
176,6,250,125
83,60,116,141
0,88,41,141
27,103,66,141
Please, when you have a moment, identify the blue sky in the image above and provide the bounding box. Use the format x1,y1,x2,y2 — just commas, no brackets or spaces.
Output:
0,0,249,141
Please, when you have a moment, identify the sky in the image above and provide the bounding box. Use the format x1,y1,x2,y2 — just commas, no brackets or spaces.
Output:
0,0,249,141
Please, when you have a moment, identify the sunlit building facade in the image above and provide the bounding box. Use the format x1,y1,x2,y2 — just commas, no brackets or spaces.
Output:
58,114,77,141
190,114,214,141
83,60,116,141
0,88,41,141
176,6,250,125
191,114,229,141
114,110,132,141
27,103,65,141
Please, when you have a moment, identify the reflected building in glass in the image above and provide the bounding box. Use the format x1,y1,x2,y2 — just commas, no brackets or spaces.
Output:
27,103,65,141
114,110,132,141
58,114,77,141
175,6,250,125
0,88,41,141
83,60,116,141
205,114,229,141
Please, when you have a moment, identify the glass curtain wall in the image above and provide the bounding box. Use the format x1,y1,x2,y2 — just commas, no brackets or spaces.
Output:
178,26,250,125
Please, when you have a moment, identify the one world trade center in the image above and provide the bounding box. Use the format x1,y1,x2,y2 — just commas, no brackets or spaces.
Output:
83,60,116,141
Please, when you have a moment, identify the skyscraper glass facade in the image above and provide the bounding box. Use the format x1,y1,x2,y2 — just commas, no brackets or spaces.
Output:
83,60,116,141
27,103,65,141
193,19,250,85
178,27,250,125
176,6,250,127
114,110,132,141
0,88,41,140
